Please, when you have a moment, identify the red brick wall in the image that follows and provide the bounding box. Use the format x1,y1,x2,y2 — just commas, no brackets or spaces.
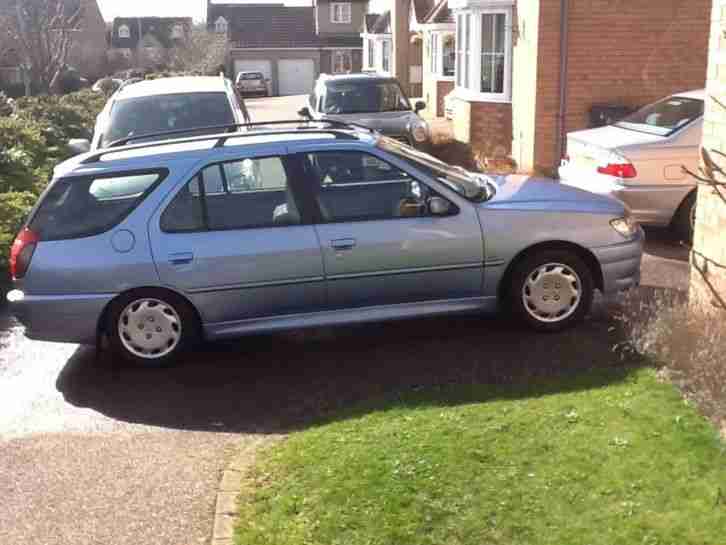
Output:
469,101,513,158
435,80,454,117
564,0,709,135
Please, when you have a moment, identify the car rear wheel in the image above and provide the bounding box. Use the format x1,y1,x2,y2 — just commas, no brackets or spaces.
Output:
673,191,697,243
107,289,199,367
509,250,594,332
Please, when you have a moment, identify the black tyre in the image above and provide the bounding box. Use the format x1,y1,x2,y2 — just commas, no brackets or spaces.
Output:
107,288,199,367
508,250,594,332
673,191,697,243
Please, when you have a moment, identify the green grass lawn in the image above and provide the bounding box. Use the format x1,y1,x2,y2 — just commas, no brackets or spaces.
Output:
235,367,726,545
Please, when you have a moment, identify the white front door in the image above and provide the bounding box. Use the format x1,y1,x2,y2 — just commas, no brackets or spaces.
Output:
278,59,315,96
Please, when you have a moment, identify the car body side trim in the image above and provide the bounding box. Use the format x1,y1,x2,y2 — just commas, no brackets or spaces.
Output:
326,262,483,281
185,275,326,294
204,296,496,339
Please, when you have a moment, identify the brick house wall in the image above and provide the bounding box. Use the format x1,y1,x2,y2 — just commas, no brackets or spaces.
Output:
690,0,726,314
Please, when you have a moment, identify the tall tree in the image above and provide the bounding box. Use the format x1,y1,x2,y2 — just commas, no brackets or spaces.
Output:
5,0,83,94
168,24,228,76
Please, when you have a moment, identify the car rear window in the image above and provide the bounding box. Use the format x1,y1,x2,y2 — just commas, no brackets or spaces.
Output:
615,97,704,137
29,171,166,241
101,92,235,147
241,72,263,80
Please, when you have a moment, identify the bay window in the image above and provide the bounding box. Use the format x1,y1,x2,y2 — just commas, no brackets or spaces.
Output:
367,39,374,69
455,7,512,101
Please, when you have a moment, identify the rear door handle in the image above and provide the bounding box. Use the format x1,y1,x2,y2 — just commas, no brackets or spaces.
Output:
168,252,194,265
330,238,356,251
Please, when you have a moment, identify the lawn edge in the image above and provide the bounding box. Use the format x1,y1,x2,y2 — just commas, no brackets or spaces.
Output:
211,435,283,545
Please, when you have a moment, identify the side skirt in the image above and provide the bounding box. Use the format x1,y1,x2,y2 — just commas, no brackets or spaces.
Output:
204,296,497,340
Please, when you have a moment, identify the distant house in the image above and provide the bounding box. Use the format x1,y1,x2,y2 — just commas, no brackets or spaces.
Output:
361,1,427,98
417,0,454,118
208,0,364,96
0,0,108,90
108,17,192,70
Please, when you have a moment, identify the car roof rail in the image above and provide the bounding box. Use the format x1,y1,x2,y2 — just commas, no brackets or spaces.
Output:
104,119,374,148
81,120,374,164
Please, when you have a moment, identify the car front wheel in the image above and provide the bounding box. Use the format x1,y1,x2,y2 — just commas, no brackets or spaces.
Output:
107,289,198,367
509,250,594,332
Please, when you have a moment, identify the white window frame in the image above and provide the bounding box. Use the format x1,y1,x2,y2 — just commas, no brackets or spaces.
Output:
429,31,455,80
366,38,375,69
381,39,391,74
332,50,352,74
330,2,352,24
118,24,130,39
455,7,512,103
215,16,228,34
171,24,184,39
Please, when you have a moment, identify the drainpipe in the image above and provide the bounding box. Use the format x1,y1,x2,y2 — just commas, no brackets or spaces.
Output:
555,0,570,172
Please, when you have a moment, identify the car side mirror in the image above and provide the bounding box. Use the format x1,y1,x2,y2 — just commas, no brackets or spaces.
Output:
414,100,426,113
428,196,452,216
68,138,91,155
298,106,312,119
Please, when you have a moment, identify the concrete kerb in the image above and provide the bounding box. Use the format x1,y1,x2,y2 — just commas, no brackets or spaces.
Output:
210,435,283,545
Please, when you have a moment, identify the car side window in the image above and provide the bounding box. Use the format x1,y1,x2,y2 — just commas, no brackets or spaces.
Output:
161,156,300,232
305,151,446,223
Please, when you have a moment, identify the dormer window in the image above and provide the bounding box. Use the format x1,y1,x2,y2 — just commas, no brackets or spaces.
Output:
118,24,130,39
330,2,351,24
215,16,228,34
171,24,184,39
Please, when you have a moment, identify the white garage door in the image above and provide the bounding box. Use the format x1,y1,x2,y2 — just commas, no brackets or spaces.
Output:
278,59,315,96
234,59,272,82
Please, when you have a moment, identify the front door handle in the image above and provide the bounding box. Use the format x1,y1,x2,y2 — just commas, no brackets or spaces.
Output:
168,252,194,265
330,238,356,251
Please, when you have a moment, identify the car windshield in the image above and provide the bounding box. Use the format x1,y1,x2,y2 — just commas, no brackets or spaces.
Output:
377,137,494,202
323,81,411,114
101,92,235,146
615,96,704,137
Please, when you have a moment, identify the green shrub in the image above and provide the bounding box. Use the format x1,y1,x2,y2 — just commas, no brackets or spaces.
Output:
0,191,37,273
0,116,54,193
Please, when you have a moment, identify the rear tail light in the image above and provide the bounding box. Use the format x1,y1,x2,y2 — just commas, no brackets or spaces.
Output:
597,162,637,179
10,227,39,280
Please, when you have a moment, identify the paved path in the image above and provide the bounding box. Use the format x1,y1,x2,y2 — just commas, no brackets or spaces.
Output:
0,89,691,544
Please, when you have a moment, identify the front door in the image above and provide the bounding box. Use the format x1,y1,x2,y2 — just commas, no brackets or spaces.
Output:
300,149,484,309
149,150,325,325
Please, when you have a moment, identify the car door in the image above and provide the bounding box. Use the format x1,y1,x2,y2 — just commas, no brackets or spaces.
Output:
149,147,325,325
300,149,484,309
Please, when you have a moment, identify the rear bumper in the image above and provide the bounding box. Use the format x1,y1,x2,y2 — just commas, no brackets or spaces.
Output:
559,162,694,226
591,227,644,296
6,290,115,345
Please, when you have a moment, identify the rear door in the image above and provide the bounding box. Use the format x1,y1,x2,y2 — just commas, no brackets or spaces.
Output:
149,146,325,325
299,149,484,309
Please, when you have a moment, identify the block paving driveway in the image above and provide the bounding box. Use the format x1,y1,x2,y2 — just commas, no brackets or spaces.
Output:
0,95,691,544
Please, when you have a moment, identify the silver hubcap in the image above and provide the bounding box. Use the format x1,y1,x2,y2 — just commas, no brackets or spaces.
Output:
118,298,182,359
522,263,582,323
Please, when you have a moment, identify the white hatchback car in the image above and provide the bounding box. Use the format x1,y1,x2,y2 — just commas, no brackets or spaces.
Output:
559,90,704,240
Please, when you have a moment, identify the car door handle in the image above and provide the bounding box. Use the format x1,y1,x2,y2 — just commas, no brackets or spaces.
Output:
168,252,194,265
330,238,356,251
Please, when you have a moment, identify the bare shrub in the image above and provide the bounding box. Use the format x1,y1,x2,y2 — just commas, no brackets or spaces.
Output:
618,288,726,428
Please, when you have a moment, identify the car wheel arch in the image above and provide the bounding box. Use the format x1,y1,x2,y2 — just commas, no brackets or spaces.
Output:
497,241,604,302
97,286,203,340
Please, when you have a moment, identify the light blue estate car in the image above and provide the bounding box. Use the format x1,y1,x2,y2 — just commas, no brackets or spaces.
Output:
8,122,643,366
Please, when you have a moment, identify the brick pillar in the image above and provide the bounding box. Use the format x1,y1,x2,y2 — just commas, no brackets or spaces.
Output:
391,0,410,92
690,0,726,314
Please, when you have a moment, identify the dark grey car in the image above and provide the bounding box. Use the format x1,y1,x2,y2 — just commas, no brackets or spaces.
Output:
301,73,430,148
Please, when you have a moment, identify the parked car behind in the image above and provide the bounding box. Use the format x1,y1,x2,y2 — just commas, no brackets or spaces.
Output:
68,76,251,155
301,73,431,149
8,122,642,367
559,90,704,240
235,71,269,97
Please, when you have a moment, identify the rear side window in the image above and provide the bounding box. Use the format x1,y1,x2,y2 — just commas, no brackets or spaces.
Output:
161,156,298,232
30,171,165,241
